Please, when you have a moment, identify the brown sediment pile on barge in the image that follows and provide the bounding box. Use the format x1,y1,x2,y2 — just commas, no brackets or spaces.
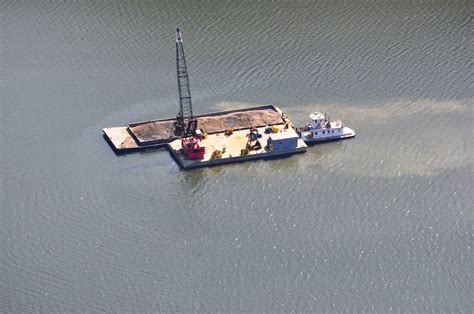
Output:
197,109,283,133
128,120,176,144
129,106,283,144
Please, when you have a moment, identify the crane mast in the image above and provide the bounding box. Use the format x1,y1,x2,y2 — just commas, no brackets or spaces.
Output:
175,28,197,135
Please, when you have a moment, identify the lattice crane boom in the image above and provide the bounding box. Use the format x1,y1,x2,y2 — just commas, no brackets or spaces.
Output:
175,28,196,135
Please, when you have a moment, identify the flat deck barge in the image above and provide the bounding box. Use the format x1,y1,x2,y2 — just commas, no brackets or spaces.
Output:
103,104,307,169
168,126,307,170
103,105,286,153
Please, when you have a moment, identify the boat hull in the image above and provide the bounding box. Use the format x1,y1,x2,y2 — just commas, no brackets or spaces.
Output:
300,127,355,144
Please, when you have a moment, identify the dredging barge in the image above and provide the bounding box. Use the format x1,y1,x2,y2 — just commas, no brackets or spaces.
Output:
103,105,307,169
103,29,307,169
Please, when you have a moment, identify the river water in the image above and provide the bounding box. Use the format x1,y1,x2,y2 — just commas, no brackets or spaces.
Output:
1,0,472,311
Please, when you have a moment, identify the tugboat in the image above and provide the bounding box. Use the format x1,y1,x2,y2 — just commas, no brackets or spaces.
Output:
298,112,355,144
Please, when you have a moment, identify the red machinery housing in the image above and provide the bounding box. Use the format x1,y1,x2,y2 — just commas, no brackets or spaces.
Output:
181,135,205,159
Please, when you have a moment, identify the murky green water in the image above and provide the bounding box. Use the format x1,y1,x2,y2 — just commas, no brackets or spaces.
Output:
2,0,472,311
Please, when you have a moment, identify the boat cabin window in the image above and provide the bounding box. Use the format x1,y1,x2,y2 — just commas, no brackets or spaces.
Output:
322,131,325,134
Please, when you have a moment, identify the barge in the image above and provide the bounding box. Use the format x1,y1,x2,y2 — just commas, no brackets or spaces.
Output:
103,104,307,169
103,104,287,154
168,124,307,170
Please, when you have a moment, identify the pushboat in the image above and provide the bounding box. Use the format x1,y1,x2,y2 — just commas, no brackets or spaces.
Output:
299,112,355,144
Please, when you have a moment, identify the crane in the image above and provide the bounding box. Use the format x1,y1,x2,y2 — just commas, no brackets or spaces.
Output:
175,28,197,136
175,28,205,159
